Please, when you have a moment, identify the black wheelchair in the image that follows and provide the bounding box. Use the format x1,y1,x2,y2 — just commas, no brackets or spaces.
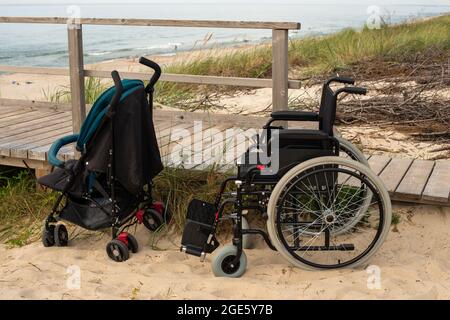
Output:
181,77,392,277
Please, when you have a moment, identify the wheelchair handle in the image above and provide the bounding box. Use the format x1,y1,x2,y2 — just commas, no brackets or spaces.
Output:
326,76,355,86
139,56,162,92
110,70,123,111
335,86,367,96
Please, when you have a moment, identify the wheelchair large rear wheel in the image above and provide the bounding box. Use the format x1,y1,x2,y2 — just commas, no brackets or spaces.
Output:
266,157,391,270
336,137,369,166
333,137,372,234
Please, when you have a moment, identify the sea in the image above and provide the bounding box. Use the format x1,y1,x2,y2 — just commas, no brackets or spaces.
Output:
0,0,449,67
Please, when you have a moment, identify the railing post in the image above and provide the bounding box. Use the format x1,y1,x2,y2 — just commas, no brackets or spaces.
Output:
67,23,86,133
272,29,289,112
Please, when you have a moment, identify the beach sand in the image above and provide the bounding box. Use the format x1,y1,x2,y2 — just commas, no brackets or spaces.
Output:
1,203,449,300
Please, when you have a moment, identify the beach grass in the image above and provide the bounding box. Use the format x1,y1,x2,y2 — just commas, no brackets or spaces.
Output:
45,15,450,107
0,167,56,246
162,14,450,80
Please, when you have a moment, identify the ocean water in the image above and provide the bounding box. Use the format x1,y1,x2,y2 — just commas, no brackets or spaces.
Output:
0,1,449,67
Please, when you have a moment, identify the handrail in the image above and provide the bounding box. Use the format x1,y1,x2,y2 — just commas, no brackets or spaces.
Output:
0,17,300,30
0,65,301,89
0,16,301,132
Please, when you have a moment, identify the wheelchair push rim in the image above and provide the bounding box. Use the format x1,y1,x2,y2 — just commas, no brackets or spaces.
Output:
267,156,391,270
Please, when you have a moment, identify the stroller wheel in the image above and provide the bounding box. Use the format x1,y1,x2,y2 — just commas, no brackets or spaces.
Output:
126,233,139,253
106,239,129,262
54,224,69,247
42,225,55,247
143,208,164,231
151,201,172,225
211,245,247,278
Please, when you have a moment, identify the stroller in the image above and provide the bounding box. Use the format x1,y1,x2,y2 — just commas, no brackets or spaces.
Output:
38,57,169,262
181,77,392,277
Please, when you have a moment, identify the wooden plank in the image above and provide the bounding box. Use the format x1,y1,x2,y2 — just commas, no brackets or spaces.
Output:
0,113,71,139
0,108,32,118
9,128,72,159
272,29,289,112
0,98,72,111
379,158,414,192
0,67,301,89
368,155,392,175
86,70,302,89
67,24,86,133
395,159,435,200
0,110,62,128
0,17,301,30
0,120,72,156
0,155,51,170
422,161,450,203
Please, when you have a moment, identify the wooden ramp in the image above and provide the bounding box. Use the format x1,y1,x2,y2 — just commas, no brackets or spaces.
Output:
0,107,449,206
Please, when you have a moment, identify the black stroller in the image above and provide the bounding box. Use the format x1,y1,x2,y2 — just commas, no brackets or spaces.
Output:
38,57,170,262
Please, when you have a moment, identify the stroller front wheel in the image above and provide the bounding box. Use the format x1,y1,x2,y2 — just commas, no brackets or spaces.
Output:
106,239,129,262
54,224,69,247
42,225,55,247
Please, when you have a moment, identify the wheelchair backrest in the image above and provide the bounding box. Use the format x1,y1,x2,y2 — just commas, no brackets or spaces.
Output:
318,84,337,136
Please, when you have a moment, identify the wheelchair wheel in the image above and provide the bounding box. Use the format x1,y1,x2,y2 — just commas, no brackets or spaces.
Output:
336,137,369,166
211,245,247,278
267,156,391,270
333,137,372,234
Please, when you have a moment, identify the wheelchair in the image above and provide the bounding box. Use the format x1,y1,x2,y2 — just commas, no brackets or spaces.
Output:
181,77,392,277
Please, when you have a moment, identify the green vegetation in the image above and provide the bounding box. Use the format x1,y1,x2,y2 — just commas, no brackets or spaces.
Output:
164,14,450,78
46,15,450,108
0,165,228,247
0,168,56,246
44,77,107,104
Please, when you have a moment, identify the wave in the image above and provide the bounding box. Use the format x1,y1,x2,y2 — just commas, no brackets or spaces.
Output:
87,51,113,56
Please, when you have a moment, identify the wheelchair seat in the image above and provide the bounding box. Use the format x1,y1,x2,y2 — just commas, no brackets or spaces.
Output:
237,76,367,182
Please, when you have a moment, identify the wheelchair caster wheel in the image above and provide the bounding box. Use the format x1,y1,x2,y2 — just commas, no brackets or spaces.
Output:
143,208,164,231
211,245,247,278
42,225,55,247
241,217,253,249
54,224,68,247
106,239,129,262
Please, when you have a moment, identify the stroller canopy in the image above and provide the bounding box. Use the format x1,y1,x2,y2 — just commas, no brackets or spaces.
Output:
77,79,143,151
83,79,163,195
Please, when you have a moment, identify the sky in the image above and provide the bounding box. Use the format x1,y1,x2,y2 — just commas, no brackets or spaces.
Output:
0,0,449,5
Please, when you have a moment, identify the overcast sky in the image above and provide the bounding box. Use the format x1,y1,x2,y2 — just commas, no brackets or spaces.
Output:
1,0,449,5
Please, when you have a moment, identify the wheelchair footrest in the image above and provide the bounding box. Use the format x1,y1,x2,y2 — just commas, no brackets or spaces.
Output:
181,199,219,256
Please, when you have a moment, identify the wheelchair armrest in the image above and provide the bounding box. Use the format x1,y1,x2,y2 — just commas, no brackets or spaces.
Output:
270,111,320,122
48,134,79,168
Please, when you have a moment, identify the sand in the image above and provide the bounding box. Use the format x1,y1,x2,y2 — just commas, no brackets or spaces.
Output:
0,203,449,300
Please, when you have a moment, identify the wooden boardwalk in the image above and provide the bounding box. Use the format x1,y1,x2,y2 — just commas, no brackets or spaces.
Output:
0,106,449,206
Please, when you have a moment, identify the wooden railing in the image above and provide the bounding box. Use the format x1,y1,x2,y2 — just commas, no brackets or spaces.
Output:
0,17,301,131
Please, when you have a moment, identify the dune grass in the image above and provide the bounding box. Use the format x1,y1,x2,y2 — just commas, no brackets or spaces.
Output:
0,164,228,246
0,168,57,246
46,15,450,108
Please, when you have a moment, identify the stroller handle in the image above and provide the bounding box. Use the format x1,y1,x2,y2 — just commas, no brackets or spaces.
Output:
110,70,124,111
139,57,162,92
